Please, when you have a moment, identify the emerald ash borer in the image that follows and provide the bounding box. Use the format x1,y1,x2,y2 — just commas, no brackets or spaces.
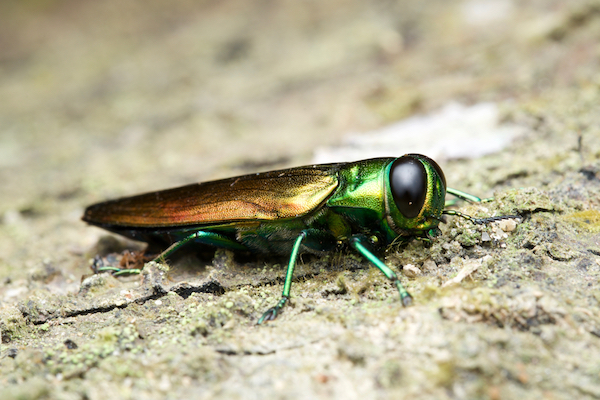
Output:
83,154,515,323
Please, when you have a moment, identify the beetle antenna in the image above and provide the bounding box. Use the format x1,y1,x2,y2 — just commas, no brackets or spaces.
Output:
443,210,521,225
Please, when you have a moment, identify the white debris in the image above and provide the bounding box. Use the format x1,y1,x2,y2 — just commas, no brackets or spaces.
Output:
313,102,523,164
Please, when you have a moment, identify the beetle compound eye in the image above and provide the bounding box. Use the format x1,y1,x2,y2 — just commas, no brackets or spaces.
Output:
408,153,446,190
390,156,428,219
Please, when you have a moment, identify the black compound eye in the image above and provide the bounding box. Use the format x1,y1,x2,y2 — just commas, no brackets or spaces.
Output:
409,153,446,190
390,156,428,219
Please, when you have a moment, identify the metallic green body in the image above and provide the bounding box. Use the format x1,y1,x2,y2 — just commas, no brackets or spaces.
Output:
94,157,446,258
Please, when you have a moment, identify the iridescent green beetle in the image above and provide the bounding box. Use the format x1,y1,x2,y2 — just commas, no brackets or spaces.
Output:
83,154,512,323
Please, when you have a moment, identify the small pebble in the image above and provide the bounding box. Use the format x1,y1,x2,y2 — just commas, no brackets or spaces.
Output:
422,260,437,272
499,219,517,232
403,264,421,278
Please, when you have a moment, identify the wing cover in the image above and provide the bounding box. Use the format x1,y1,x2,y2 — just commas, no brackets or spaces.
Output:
83,164,341,228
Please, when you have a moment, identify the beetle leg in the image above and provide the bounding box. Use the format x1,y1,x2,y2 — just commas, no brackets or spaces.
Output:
98,230,246,276
257,230,307,324
350,235,413,307
154,230,246,262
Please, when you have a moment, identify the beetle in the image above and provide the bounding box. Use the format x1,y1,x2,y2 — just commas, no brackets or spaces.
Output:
82,154,515,323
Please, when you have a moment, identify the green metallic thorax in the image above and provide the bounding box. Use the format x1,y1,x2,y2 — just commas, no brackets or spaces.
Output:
326,158,396,242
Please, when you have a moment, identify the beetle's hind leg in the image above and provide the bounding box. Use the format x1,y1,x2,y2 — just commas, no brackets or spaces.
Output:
95,230,246,276
93,252,148,276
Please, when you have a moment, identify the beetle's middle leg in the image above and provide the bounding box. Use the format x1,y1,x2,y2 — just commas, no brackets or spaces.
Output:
257,228,337,324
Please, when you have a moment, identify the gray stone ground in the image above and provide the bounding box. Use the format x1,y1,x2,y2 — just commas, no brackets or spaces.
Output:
1,1,600,399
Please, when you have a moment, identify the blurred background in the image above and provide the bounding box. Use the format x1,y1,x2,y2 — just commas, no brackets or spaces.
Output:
3,1,600,398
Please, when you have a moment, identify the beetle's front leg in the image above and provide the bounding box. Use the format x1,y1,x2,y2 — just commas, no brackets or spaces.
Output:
350,234,413,307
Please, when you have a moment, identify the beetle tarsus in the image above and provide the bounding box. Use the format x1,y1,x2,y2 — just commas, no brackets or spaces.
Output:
257,297,288,324
95,266,121,274
94,265,142,276
400,292,413,307
113,268,142,276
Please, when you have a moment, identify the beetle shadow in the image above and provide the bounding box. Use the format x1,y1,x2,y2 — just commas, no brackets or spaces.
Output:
160,244,291,285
